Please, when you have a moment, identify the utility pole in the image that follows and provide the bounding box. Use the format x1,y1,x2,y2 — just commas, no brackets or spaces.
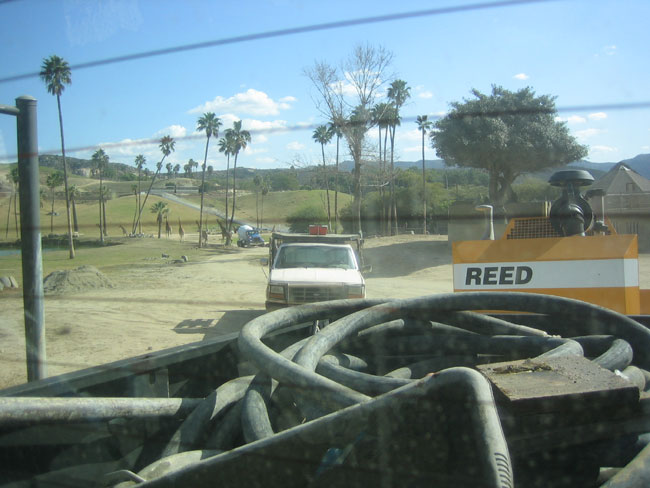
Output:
1,96,46,381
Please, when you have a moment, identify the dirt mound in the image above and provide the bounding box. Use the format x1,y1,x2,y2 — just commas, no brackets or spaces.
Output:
43,265,115,295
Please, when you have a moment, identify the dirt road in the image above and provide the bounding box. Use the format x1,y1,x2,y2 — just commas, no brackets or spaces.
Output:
3,233,649,390
0,235,452,389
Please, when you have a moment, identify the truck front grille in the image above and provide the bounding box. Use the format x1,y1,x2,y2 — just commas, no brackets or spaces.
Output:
288,286,347,304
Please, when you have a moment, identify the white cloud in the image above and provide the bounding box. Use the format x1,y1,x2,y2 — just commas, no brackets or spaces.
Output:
575,128,604,140
402,145,423,154
591,145,616,153
418,91,433,99
330,80,357,97
287,141,305,151
397,129,424,143
244,147,268,155
155,125,187,138
254,134,268,144
514,73,529,80
642,145,650,151
588,112,607,120
567,115,587,124
188,89,295,116
604,45,617,56
557,116,586,124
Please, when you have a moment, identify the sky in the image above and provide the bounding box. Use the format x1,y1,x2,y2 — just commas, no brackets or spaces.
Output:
0,0,649,173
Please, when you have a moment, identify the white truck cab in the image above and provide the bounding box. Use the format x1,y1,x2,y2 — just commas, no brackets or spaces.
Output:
264,232,367,312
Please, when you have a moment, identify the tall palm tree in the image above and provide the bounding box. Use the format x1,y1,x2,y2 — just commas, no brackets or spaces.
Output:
134,154,146,234
225,120,251,243
40,55,75,258
46,171,64,235
218,133,235,240
150,201,169,239
165,162,173,179
312,125,334,229
133,136,175,234
173,163,180,178
91,149,109,243
196,112,222,248
416,115,433,234
387,79,411,235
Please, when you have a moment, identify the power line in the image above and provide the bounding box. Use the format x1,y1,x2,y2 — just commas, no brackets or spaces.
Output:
2,99,647,163
0,0,558,84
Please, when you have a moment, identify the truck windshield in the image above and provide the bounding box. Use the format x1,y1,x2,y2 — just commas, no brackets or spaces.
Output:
275,246,356,270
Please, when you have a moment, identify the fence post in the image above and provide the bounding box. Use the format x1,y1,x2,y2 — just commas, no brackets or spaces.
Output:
16,95,46,381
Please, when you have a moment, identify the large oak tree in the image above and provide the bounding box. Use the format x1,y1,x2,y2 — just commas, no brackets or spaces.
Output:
431,86,588,209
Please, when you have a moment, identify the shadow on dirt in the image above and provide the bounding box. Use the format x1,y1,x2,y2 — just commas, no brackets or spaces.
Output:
364,240,452,278
174,310,266,340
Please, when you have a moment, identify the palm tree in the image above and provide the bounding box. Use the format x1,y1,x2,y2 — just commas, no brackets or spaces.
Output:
40,55,75,258
134,154,146,234
173,163,180,178
225,120,251,243
166,162,173,179
387,80,411,235
312,125,334,230
218,133,235,240
196,112,222,248
150,201,169,239
46,171,64,235
133,136,175,234
92,149,109,243
68,184,80,233
416,115,433,234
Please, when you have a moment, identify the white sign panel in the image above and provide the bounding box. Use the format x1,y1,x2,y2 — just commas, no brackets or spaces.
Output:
453,259,639,290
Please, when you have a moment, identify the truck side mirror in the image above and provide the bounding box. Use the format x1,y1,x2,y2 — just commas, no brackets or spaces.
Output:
260,257,269,266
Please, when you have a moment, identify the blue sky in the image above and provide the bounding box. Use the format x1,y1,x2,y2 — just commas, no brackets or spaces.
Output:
1,0,648,172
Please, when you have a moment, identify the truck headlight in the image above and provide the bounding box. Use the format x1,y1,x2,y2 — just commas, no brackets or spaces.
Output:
347,284,365,298
268,284,285,299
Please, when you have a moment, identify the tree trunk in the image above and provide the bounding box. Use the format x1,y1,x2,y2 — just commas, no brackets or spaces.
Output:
50,192,55,235
137,168,142,235
57,95,75,259
198,136,210,248
229,154,238,234
225,155,230,237
99,172,104,243
389,125,396,236
71,195,78,233
321,143,331,230
5,191,12,239
13,191,19,238
133,162,164,235
334,135,339,234
102,197,108,237
421,130,427,234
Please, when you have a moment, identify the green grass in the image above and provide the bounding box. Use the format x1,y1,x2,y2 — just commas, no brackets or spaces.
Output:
0,237,217,287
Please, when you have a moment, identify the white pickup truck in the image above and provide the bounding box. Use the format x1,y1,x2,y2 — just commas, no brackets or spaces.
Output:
263,232,368,312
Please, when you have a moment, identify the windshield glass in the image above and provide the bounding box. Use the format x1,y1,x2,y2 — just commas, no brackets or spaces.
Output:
275,245,356,269
1,0,649,486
